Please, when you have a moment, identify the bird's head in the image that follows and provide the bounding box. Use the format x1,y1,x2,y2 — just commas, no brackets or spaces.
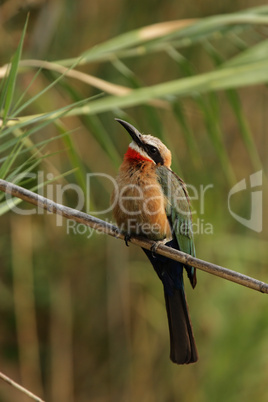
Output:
115,118,171,168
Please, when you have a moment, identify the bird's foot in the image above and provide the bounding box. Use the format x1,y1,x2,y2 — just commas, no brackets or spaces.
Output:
124,234,131,247
150,241,164,258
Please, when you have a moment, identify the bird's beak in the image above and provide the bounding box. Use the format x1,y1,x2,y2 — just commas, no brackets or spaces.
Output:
115,118,143,147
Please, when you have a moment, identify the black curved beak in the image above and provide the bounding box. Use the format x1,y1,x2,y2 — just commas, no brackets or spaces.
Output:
115,118,143,147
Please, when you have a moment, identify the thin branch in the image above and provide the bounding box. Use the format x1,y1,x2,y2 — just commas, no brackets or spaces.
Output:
0,371,44,402
0,178,267,294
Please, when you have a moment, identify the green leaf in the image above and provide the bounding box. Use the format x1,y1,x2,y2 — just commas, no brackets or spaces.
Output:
0,15,28,121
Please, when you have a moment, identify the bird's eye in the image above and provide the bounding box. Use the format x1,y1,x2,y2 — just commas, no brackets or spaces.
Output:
149,146,157,154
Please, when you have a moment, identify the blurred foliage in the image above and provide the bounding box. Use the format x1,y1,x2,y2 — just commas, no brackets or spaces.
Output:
0,1,268,401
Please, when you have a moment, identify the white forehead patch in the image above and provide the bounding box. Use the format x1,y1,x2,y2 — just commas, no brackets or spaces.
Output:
142,134,164,149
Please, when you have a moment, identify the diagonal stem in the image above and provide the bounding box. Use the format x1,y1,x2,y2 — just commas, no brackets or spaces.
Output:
0,178,267,294
0,371,44,402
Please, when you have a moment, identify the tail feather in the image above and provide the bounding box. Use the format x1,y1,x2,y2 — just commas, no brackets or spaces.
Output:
142,247,198,364
164,287,198,364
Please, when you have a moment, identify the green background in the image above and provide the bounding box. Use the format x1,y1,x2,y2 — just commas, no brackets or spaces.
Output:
0,1,267,401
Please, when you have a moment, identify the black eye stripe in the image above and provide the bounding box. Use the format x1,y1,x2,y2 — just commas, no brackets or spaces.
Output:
144,144,164,165
149,146,157,153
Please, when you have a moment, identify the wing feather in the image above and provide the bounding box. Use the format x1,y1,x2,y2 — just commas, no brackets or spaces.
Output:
156,166,196,288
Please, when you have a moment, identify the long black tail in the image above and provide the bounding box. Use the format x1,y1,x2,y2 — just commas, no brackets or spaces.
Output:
164,286,198,364
142,248,198,364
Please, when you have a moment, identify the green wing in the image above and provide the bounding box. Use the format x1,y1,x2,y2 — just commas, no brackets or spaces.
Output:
156,165,196,287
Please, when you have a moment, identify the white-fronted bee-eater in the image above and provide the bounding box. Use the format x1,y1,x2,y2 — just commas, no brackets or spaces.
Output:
111,119,198,364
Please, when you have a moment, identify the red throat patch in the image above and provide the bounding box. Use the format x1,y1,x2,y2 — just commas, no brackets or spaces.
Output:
124,146,152,162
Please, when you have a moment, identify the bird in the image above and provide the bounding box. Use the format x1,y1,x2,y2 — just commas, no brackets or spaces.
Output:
111,118,198,364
